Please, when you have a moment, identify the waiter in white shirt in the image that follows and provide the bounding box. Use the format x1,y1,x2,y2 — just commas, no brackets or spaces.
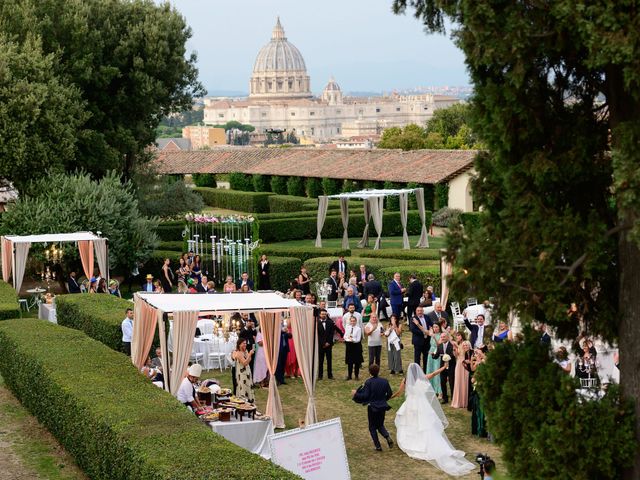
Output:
344,316,364,380
342,303,363,331
121,308,134,356
176,364,204,411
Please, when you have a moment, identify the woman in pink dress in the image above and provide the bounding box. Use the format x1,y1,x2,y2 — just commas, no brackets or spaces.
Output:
252,330,269,386
285,324,300,378
451,340,472,408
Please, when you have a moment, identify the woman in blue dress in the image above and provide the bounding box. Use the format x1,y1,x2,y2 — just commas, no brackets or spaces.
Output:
492,320,513,343
425,323,442,397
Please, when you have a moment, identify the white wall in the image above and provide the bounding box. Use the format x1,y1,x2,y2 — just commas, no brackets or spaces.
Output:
448,169,475,212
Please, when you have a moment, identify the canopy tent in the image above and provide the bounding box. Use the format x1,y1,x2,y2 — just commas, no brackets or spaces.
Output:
315,188,430,250
133,292,318,428
1,232,109,292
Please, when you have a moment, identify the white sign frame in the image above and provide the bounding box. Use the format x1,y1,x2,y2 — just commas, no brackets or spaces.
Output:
268,418,350,480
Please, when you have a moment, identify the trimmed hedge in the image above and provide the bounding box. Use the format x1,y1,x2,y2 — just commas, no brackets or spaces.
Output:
56,294,134,353
257,210,430,243
350,248,442,261
460,211,483,231
0,320,297,480
255,207,364,221
267,194,317,213
0,280,20,320
260,246,351,264
157,240,185,252
268,256,302,291
195,187,273,213
157,220,184,241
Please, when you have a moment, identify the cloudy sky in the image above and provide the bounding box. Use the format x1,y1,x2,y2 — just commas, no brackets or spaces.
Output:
162,0,469,95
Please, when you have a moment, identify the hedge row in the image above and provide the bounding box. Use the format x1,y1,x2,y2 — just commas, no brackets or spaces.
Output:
257,210,431,243
0,320,296,480
0,280,20,320
56,294,134,353
268,194,316,213
195,187,273,213
256,207,364,221
141,250,184,279
460,211,483,230
349,248,442,261
157,220,184,241
260,246,351,264
268,256,302,291
157,240,185,252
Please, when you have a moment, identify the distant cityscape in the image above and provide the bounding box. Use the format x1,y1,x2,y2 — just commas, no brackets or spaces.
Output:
205,86,473,100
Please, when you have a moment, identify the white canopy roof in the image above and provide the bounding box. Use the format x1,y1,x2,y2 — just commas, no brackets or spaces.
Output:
137,292,305,314
327,188,417,199
4,232,106,243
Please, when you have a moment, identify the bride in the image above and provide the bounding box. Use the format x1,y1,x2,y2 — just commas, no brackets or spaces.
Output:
393,362,475,477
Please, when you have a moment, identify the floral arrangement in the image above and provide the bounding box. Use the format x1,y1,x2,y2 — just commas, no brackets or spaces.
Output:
184,213,255,223
442,354,451,362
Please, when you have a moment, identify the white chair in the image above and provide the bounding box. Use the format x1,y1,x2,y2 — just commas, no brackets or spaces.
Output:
466,298,478,307
327,301,337,309
450,302,465,330
207,339,226,372
197,319,214,336
189,352,204,367
19,298,29,312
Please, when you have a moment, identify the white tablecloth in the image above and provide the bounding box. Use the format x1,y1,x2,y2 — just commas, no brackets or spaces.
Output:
38,303,57,323
192,335,235,370
327,307,343,320
463,304,491,324
209,418,274,459
197,319,215,335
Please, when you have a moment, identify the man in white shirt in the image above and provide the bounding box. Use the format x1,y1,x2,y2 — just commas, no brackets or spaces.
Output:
344,316,364,380
176,364,203,411
342,303,363,331
121,308,134,356
464,313,488,349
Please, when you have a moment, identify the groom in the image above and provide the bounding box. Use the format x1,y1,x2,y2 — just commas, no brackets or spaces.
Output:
432,332,456,403
352,364,394,451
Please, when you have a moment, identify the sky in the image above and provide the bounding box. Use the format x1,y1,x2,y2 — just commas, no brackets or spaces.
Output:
161,0,469,95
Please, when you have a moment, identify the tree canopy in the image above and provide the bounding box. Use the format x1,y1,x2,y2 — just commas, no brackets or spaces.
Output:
0,0,205,187
394,0,640,477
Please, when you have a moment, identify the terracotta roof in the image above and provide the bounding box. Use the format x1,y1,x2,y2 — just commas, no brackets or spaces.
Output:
153,148,477,184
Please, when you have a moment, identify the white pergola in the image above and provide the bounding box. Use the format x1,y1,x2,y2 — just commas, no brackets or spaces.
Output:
133,292,317,428
1,232,109,292
316,188,430,250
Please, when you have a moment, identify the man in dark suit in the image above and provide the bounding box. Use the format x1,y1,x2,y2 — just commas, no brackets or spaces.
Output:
329,256,348,275
405,274,424,320
67,271,81,293
363,274,382,299
432,332,456,403
428,302,450,328
388,272,405,318
275,321,291,385
327,270,339,302
356,264,371,297
352,364,394,451
235,272,254,291
196,275,208,293
464,313,490,349
409,306,433,372
317,309,337,379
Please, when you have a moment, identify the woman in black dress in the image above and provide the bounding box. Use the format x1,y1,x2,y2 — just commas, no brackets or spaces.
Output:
297,266,311,295
258,254,271,290
160,258,174,293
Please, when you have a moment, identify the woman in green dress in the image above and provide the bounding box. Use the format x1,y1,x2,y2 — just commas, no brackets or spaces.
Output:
425,323,442,397
362,293,377,324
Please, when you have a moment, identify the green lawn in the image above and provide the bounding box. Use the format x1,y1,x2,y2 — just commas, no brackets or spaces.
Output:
202,329,507,480
266,235,447,252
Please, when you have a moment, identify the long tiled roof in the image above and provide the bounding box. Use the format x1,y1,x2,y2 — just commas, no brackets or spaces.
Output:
153,148,477,184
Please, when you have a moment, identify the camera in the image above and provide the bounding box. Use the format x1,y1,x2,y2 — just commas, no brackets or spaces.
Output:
475,453,494,478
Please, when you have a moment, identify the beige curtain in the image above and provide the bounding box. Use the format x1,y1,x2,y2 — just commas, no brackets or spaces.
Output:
13,242,30,293
289,306,318,425
440,255,453,309
94,239,108,282
415,188,430,248
77,240,94,279
1,237,12,282
340,197,349,249
399,192,410,250
132,295,159,370
258,311,285,429
356,198,372,248
315,196,329,248
158,309,170,392
370,196,384,250
169,310,198,396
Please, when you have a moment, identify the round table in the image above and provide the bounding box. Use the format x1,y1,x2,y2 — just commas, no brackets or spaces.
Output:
463,304,492,324
26,288,46,310
192,334,235,370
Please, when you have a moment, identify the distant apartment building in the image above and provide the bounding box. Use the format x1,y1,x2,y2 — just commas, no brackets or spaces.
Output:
182,125,226,149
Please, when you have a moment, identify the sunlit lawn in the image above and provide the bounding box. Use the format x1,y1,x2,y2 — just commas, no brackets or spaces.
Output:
265,235,447,252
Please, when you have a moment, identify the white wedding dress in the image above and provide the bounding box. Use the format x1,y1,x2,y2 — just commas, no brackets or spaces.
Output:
395,363,476,477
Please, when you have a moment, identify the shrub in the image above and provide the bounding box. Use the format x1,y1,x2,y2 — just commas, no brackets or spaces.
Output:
305,177,322,198
322,177,341,195
341,179,362,193
137,176,204,220
157,220,185,241
252,174,271,192
286,176,306,197
195,187,273,213
352,248,440,261
228,172,254,191
0,319,296,480
0,281,19,320
270,175,288,195
192,173,217,188
267,256,302,291
383,181,402,211
477,329,636,479
434,183,449,209
268,195,317,213
256,208,364,221
157,241,185,252
56,294,134,353
460,211,483,231
260,246,351,264
431,207,461,227
141,250,184,279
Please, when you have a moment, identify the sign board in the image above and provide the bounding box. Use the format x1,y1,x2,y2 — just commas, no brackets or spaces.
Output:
268,418,350,480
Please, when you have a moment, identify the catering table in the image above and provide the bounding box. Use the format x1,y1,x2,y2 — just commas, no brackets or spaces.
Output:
463,304,492,324
38,303,57,323
209,418,274,459
192,334,235,370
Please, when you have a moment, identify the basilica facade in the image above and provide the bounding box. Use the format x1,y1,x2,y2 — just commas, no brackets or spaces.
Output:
203,18,459,141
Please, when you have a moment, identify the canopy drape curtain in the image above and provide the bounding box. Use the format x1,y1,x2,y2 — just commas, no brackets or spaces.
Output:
132,296,159,370
415,188,430,248
289,306,318,425
1,237,12,282
157,309,170,392
13,242,30,293
169,310,198,396
340,197,350,249
370,196,384,250
94,239,108,281
77,240,94,279
315,196,329,248
399,192,410,250
258,311,285,429
440,256,453,309
356,198,372,248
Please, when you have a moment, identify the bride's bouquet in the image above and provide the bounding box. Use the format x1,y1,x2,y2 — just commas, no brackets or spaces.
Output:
441,354,451,362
